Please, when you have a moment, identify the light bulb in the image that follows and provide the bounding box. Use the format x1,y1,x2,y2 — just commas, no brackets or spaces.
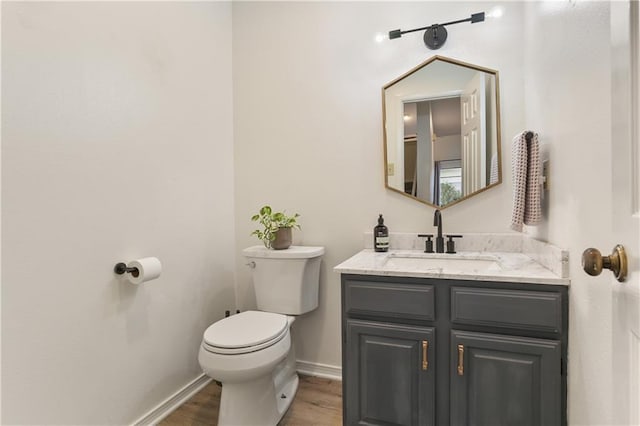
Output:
487,7,504,19
374,32,386,43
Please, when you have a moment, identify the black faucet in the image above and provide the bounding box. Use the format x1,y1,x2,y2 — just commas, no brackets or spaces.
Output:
434,209,444,253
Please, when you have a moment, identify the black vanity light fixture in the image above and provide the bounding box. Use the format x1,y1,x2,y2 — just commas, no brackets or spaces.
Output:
389,12,485,50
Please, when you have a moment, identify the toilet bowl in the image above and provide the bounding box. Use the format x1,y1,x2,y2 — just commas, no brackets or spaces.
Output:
198,245,324,426
198,311,298,425
199,311,293,382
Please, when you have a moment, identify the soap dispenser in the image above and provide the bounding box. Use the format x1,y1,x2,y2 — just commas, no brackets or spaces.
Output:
374,214,389,252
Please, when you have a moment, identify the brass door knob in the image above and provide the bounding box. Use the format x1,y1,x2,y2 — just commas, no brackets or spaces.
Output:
582,245,627,282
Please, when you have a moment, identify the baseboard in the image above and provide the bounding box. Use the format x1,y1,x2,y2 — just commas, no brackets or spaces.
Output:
296,360,342,381
131,374,212,426
131,362,338,425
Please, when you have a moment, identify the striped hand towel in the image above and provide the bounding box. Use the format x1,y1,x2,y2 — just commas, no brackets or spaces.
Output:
511,131,542,231
489,153,499,185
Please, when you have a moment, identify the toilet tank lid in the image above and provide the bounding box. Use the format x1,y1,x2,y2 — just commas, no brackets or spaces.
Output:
242,245,325,259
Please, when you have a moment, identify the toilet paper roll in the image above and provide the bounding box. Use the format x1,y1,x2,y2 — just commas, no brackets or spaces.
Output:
127,257,162,285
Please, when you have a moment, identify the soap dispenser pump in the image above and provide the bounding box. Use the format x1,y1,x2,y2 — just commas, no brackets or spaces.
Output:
374,214,389,252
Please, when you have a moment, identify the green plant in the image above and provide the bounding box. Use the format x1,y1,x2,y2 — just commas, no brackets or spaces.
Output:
250,205,301,248
440,182,462,205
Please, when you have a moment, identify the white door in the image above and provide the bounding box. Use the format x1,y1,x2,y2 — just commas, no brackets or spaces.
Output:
589,2,640,424
460,72,486,196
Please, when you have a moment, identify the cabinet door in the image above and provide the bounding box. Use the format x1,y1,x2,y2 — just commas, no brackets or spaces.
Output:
450,330,562,426
345,320,435,426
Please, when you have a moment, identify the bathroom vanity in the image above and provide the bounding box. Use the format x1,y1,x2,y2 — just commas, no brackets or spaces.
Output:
335,235,569,426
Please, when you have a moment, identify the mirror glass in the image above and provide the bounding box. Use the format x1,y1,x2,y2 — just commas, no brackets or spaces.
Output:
383,56,501,208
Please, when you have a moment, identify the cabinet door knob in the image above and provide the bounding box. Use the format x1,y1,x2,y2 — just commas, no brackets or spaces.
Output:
422,340,428,370
457,344,464,376
582,244,627,282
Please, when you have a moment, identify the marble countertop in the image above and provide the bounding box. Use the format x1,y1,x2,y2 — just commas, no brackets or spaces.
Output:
334,249,570,286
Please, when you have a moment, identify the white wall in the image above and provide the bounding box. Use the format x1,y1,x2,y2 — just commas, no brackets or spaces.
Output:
522,2,614,424
1,2,235,424
434,135,462,162
232,1,526,369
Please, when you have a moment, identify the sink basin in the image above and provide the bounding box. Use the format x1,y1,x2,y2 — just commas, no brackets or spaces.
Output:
384,252,502,273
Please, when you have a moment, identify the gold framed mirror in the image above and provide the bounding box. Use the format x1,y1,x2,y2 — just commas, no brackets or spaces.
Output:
383,56,501,208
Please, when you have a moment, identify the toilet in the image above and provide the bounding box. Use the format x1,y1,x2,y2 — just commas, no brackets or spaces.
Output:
198,245,325,426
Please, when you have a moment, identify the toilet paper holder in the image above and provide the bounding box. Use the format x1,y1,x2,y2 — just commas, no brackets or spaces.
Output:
114,262,140,278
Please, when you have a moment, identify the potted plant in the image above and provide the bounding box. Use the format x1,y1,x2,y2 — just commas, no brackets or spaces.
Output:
251,205,300,249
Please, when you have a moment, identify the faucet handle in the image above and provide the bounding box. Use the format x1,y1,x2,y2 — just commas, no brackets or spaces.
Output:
445,235,463,254
418,234,434,253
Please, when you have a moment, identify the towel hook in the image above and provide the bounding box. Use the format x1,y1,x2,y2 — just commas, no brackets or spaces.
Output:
114,262,140,277
525,131,534,142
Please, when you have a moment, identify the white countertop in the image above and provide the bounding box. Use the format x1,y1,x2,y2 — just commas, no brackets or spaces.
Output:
334,249,570,286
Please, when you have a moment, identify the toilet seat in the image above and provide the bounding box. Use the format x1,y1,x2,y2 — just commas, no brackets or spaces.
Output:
202,311,289,355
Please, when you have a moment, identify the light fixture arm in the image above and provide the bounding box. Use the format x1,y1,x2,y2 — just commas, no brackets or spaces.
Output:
388,12,485,49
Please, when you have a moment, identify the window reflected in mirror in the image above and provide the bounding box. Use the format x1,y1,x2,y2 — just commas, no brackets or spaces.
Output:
383,56,501,208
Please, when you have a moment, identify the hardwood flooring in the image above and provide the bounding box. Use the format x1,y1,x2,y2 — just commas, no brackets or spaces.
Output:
160,375,342,426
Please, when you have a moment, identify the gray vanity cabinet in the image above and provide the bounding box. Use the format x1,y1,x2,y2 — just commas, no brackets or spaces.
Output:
342,279,437,425
345,320,435,425
450,331,561,426
341,274,568,426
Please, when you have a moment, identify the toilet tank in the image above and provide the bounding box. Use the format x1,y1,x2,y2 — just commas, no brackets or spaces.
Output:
242,245,325,315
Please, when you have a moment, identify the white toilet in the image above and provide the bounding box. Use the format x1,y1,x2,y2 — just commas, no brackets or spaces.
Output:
198,245,325,426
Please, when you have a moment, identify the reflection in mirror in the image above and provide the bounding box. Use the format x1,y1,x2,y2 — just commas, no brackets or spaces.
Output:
383,56,501,208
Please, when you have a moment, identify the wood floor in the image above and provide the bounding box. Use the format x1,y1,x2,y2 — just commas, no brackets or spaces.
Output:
160,375,342,426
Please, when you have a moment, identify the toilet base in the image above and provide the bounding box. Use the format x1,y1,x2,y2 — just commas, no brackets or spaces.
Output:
217,349,299,426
